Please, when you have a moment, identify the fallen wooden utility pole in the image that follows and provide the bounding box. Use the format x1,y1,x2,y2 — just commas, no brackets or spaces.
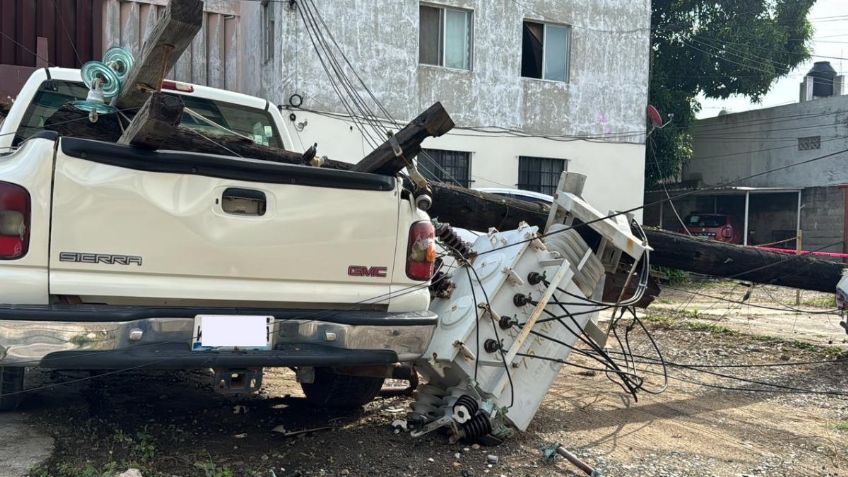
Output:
642,228,843,293
117,93,184,148
423,185,844,293
353,102,455,174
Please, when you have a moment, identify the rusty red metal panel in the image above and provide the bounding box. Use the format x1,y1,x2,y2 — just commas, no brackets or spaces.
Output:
92,0,104,58
17,0,37,66
1,0,100,69
56,0,77,67
76,0,93,63
37,0,56,66
0,65,38,102
0,1,17,65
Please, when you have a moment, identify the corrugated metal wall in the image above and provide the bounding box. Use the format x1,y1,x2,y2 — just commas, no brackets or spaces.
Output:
102,0,243,91
0,0,103,68
0,0,246,101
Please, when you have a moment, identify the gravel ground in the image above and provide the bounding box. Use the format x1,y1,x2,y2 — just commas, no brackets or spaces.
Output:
14,281,848,477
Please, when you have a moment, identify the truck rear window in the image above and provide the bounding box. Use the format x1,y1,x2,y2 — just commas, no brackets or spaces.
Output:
14,80,283,149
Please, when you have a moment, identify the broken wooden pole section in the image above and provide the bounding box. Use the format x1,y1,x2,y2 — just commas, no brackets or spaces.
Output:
118,93,184,148
45,104,313,165
423,189,844,293
115,0,203,109
643,228,843,293
353,102,455,175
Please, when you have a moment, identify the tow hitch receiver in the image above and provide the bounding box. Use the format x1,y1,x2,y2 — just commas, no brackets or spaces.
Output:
213,368,263,395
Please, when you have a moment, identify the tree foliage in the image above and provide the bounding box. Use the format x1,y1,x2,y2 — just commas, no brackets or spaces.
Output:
647,0,816,187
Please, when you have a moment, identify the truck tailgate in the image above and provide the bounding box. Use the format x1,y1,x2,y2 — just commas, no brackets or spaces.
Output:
48,138,400,307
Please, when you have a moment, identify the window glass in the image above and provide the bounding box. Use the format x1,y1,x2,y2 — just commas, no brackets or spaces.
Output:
518,156,566,195
444,9,471,69
521,21,570,82
543,24,569,81
521,21,544,78
14,80,284,149
419,6,443,66
419,149,471,187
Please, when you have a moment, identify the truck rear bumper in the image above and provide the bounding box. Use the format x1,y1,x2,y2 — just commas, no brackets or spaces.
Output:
0,305,436,368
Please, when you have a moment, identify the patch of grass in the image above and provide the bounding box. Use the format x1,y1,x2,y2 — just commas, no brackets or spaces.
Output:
641,311,678,329
194,461,235,477
30,461,121,477
686,322,737,335
801,295,837,308
750,335,845,355
831,421,848,432
653,266,690,285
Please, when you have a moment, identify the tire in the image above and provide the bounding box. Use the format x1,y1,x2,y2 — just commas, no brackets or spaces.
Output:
0,367,25,411
300,367,384,409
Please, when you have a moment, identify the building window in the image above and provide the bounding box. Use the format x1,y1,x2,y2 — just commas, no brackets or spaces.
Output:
419,149,471,187
798,136,821,151
521,21,571,82
518,156,566,195
262,0,274,63
419,5,473,70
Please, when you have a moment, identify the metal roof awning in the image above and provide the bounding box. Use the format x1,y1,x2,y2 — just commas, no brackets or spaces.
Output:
648,185,803,196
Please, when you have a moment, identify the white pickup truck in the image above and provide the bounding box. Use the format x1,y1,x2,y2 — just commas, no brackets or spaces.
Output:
0,68,438,410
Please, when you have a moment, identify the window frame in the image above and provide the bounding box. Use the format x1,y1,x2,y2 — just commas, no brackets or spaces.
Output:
418,148,473,187
517,156,567,196
419,3,474,71
798,135,821,151
261,0,275,64
521,20,572,83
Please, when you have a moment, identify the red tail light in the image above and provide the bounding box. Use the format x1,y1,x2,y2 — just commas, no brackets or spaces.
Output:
406,221,436,281
0,182,30,259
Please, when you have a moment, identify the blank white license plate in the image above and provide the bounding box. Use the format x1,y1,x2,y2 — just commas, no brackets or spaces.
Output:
192,315,274,351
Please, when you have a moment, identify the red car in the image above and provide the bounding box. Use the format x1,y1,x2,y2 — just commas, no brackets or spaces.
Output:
679,213,742,244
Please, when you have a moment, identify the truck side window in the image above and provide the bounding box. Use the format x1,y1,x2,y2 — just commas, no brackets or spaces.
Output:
14,81,89,147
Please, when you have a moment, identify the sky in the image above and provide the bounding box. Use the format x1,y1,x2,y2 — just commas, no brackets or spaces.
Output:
697,0,848,118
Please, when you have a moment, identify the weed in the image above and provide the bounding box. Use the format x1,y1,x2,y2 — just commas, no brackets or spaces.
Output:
686,322,736,335
653,266,689,285
641,311,677,329
831,421,848,432
801,295,837,308
750,335,845,355
194,461,235,477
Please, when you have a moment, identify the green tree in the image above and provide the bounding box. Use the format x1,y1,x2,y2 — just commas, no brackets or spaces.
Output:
647,0,816,187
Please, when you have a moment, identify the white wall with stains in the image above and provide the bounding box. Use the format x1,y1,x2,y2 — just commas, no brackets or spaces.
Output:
108,0,650,216
245,0,650,216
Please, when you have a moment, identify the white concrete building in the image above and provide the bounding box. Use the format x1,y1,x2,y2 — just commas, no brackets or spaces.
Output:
644,63,848,254
238,0,651,217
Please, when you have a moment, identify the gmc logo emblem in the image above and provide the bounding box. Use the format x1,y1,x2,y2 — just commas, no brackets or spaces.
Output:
348,265,388,278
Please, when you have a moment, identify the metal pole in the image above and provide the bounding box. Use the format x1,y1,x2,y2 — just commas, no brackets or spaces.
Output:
555,445,600,476
796,231,803,306
743,191,750,246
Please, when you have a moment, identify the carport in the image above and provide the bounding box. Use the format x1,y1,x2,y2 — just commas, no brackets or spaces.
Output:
653,187,802,247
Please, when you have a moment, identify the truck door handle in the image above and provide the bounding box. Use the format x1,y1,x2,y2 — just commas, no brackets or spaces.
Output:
221,188,267,216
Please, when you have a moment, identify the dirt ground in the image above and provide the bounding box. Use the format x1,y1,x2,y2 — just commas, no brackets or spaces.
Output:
14,281,848,477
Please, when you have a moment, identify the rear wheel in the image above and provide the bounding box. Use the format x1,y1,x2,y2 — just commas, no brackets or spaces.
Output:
300,367,384,409
0,367,25,411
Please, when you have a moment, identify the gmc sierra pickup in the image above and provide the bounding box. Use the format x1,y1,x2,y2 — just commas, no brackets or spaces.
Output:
0,68,438,410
